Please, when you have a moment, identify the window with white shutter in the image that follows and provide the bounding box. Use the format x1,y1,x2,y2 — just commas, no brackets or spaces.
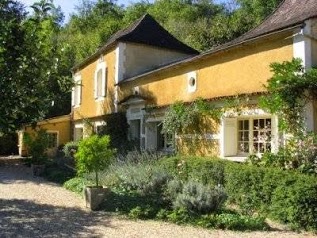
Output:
72,75,81,107
223,116,276,157
94,62,107,100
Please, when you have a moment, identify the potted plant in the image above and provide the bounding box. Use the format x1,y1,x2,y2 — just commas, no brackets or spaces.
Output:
24,129,49,176
75,135,115,210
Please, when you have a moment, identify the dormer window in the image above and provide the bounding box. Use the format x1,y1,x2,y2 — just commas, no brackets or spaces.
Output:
94,61,107,100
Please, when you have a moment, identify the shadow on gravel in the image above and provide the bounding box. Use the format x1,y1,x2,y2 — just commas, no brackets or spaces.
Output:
0,199,113,237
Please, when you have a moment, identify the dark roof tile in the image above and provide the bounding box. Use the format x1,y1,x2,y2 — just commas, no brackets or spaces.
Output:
72,14,198,71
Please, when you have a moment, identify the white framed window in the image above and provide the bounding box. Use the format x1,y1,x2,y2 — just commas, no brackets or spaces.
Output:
72,75,82,107
187,71,197,93
94,62,107,100
223,116,276,157
237,118,272,155
74,124,84,141
47,132,58,148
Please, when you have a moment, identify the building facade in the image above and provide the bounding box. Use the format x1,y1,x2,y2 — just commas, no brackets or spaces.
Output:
18,0,317,160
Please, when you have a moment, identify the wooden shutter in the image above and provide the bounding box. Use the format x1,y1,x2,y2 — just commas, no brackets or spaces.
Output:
223,118,238,156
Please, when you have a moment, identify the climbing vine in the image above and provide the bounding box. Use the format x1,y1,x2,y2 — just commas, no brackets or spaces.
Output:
161,97,251,135
260,58,317,135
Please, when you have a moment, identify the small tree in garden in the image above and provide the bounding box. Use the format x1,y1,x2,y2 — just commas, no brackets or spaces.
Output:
23,129,49,164
75,135,115,187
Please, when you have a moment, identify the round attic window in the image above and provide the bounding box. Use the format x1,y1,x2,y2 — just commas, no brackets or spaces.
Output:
189,77,196,87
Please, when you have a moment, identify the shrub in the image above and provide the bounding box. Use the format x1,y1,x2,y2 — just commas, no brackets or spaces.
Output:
171,180,227,214
103,162,172,196
128,205,156,220
75,135,115,186
213,214,267,231
63,141,78,158
63,177,88,194
247,133,317,175
224,162,317,230
44,162,75,184
270,175,317,230
159,156,227,186
23,129,49,164
161,156,317,230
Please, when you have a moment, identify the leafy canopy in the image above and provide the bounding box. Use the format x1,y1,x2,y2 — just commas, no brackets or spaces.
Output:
75,135,115,186
0,0,73,132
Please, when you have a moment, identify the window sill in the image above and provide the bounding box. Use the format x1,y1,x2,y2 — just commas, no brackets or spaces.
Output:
223,156,247,162
95,97,105,102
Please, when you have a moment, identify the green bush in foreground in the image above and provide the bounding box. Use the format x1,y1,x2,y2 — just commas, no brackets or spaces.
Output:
167,179,227,214
161,156,317,230
63,177,87,194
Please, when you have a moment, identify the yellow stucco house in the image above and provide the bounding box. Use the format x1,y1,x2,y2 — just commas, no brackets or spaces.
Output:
19,0,317,160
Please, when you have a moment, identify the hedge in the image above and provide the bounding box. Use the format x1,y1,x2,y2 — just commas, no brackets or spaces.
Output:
159,156,317,230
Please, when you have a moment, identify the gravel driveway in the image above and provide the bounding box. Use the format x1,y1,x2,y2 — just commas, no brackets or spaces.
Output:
0,163,315,238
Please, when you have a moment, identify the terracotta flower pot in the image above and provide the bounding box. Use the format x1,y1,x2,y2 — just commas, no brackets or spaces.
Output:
84,186,109,211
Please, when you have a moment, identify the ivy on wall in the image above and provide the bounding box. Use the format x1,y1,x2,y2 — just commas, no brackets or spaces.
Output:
260,58,317,135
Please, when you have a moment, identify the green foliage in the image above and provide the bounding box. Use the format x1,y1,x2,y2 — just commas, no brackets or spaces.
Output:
102,159,172,196
161,99,222,136
224,162,317,230
128,205,156,220
23,129,49,164
98,112,130,151
270,177,317,230
63,177,89,194
247,133,317,174
260,58,317,134
43,162,75,184
75,135,115,186
168,179,227,215
202,213,267,231
0,0,73,132
161,156,317,230
62,141,79,158
159,156,227,185
62,0,281,65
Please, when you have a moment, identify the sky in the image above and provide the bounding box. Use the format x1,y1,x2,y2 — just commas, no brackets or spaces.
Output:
19,0,141,23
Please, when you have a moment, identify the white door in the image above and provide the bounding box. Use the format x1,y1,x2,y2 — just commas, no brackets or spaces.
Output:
223,118,237,156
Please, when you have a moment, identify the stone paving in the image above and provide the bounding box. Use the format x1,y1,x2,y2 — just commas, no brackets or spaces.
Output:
0,163,316,238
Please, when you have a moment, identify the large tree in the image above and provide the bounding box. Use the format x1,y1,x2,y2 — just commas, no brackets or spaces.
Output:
0,0,72,132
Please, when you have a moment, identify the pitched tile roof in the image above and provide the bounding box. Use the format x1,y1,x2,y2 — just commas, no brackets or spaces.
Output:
72,14,198,71
229,0,317,44
120,0,317,84
105,14,199,54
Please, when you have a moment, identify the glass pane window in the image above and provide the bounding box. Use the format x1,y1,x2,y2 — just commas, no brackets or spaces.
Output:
96,69,103,97
238,118,272,155
47,132,58,148
238,119,249,154
252,118,271,154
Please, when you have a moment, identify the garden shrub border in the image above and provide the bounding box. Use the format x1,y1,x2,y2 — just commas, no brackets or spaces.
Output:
160,156,317,230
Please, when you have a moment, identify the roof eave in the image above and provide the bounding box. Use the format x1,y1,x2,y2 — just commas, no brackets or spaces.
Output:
118,23,303,85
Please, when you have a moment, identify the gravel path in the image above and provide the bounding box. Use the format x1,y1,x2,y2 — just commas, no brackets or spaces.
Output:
0,163,316,238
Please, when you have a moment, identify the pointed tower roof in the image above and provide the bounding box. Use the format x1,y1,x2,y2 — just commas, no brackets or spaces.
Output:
105,14,198,54
73,14,198,71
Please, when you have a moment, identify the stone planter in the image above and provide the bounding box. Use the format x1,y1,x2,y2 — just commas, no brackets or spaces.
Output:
31,164,45,176
84,186,109,211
